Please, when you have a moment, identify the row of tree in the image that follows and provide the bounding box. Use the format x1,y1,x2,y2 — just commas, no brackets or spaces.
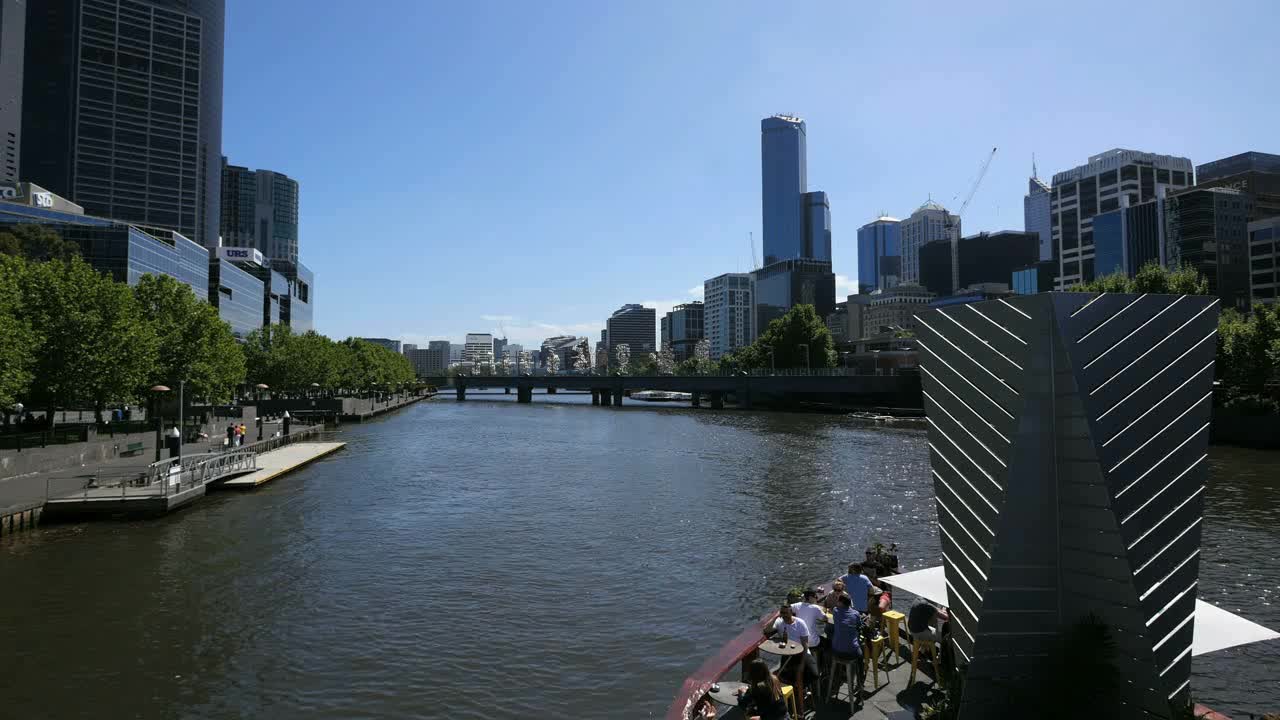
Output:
0,245,416,428
1077,262,1279,411
721,304,837,371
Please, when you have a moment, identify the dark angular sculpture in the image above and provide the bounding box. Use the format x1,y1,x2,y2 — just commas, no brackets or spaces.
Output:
917,292,1219,719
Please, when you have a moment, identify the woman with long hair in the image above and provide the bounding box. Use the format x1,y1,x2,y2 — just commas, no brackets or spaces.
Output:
735,658,789,720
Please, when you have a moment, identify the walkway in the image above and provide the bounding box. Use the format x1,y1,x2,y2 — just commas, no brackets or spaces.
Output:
216,442,345,488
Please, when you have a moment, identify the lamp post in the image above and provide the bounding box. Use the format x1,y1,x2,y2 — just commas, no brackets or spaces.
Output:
149,385,170,462
871,349,882,376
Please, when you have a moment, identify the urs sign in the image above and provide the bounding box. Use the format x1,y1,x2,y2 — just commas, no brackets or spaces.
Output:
219,247,264,265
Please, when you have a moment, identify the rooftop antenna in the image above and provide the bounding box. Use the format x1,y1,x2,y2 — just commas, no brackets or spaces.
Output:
1032,152,1038,179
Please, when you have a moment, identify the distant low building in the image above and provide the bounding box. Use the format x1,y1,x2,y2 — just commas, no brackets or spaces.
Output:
661,301,704,361
825,302,848,344
863,284,935,337
360,338,402,353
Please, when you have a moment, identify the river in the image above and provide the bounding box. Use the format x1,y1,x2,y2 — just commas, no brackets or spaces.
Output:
1,393,1276,718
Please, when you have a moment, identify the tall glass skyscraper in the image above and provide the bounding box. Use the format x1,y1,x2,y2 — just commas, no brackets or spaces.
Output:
1024,173,1052,262
803,190,831,261
21,0,225,249
856,215,901,294
221,159,301,263
760,115,807,265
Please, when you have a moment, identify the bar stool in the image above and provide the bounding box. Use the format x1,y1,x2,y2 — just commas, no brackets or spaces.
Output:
881,609,906,663
864,635,885,689
909,632,943,686
780,684,800,718
824,653,862,707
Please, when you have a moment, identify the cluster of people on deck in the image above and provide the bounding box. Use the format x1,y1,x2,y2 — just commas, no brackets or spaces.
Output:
225,422,248,447
733,545,952,720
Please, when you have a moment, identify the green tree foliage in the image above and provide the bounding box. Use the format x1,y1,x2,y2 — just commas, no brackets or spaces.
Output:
0,224,81,262
242,324,297,392
1217,304,1280,399
243,329,414,395
1075,261,1210,295
20,256,157,424
0,255,38,409
133,274,245,403
722,304,836,370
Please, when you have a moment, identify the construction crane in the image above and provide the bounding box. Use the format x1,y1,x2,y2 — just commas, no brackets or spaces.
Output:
946,146,998,242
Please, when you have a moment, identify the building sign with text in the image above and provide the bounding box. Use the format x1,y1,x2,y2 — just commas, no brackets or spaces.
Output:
219,246,265,266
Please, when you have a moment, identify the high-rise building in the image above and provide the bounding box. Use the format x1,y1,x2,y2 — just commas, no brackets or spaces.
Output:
918,240,954,297
22,0,226,248
540,335,582,370
606,304,655,364
402,343,418,354
703,273,754,360
463,333,494,362
1092,194,1168,279
1024,167,1052,262
899,200,956,286
1165,187,1254,311
1050,149,1194,287
923,231,1039,298
220,160,301,263
752,258,836,334
449,343,463,364
1195,151,1280,221
492,337,507,364
660,301,704,362
1248,216,1280,306
856,216,901,294
761,114,807,265
406,348,446,377
207,249,266,340
360,338,402,353
0,0,24,184
427,340,450,353
804,191,831,262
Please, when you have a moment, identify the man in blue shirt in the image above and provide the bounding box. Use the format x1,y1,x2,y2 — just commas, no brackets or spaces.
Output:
829,592,864,707
841,562,873,612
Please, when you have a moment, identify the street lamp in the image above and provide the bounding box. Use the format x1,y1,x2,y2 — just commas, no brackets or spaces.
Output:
254,383,269,403
149,384,170,462
871,349,882,376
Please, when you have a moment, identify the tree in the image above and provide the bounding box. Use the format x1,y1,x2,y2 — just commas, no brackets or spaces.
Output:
546,351,560,374
724,304,836,371
572,339,592,373
133,274,245,404
20,256,158,425
656,342,675,375
0,224,80,262
1075,262,1211,296
1218,304,1280,399
613,344,630,375
0,255,38,411
243,324,297,392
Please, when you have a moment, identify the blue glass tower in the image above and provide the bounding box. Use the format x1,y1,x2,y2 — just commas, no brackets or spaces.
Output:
856,216,902,294
761,115,807,265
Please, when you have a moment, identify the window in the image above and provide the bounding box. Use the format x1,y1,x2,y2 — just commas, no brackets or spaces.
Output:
1101,198,1119,213
1172,170,1187,185
1098,169,1118,186
1121,165,1138,181
1157,168,1170,183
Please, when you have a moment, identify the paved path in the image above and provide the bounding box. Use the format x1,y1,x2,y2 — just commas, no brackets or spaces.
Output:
216,442,345,488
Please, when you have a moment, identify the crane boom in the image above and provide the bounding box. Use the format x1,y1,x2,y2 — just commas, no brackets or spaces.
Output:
958,146,997,221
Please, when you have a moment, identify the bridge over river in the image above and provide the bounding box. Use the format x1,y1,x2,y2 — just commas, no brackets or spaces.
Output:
421,372,921,409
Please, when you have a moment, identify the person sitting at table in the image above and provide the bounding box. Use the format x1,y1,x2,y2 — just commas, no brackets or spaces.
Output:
764,604,818,711
907,600,949,643
828,592,865,708
790,588,827,655
735,658,790,720
821,580,846,612
840,563,873,612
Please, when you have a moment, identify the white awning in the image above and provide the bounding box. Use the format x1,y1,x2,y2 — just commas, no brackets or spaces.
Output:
882,565,1280,657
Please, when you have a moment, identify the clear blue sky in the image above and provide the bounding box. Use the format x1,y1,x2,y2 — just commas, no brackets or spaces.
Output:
223,0,1278,349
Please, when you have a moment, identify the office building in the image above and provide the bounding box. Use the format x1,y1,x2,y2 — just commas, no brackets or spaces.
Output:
402,343,417,354
1012,261,1057,295
856,215,901,294
1024,167,1052,262
1165,187,1254,311
227,252,289,329
1092,194,1167,278
0,183,208,299
899,200,956,285
406,348,446,377
1248,217,1280,305
1195,151,1280,221
1050,149,1194,287
660,301,704,362
825,302,848,344
703,273,753,359
22,0,226,248
449,343,463,364
928,282,1014,308
863,284,934,336
464,333,494,362
269,260,312,332
918,240,953,297
208,248,266,340
541,335,582,370
845,294,870,342
427,340,450,352
605,304,655,364
760,114,832,264
492,338,507,364
0,0,23,183
752,258,836,336
360,338,401,353
220,160,301,263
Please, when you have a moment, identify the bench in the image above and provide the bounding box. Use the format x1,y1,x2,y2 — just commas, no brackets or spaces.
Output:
121,441,145,456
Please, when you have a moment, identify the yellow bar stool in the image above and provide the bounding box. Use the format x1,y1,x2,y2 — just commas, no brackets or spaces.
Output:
864,635,885,689
909,633,943,686
780,684,800,718
881,610,906,662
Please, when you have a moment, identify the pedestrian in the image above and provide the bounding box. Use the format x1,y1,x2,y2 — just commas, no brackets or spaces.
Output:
226,423,235,448
238,423,247,445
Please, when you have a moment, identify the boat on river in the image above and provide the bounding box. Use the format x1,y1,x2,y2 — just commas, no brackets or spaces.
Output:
631,390,693,402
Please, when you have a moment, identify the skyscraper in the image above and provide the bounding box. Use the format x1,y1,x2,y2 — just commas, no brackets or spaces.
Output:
660,301,704,362
899,200,956,286
1165,187,1254,311
1050,149,1194,287
703,273,754,360
1195,151,1280,221
1024,164,1052,262
463,333,494,362
220,160,301,263
0,0,24,184
606,304,656,364
22,0,226,248
856,216,902,294
803,190,831,261
761,114,807,265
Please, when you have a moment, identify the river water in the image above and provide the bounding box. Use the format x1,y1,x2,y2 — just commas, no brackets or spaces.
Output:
1,393,1276,718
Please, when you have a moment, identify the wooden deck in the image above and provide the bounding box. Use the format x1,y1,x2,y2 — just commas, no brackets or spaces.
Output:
213,442,345,488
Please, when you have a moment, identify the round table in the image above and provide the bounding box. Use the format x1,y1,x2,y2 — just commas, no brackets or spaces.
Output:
757,639,805,657
707,681,748,706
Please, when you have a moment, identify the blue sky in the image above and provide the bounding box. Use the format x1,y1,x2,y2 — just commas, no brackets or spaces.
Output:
223,0,1278,349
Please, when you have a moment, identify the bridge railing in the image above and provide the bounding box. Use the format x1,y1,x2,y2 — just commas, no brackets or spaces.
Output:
451,368,911,379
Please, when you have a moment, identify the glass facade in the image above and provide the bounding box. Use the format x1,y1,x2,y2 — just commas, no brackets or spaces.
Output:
761,115,806,265
856,217,901,294
1165,188,1254,311
219,162,301,263
663,302,704,362
1092,210,1125,277
282,260,313,332
752,259,835,334
1024,176,1052,262
803,191,831,262
1249,219,1278,304
1012,267,1039,295
208,258,264,339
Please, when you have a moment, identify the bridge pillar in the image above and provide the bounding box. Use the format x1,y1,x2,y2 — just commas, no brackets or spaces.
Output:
517,386,532,403
710,391,724,410
505,387,510,395
600,389,612,406
612,389,624,406
691,393,701,408
547,387,557,395
591,390,600,405
456,386,466,401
